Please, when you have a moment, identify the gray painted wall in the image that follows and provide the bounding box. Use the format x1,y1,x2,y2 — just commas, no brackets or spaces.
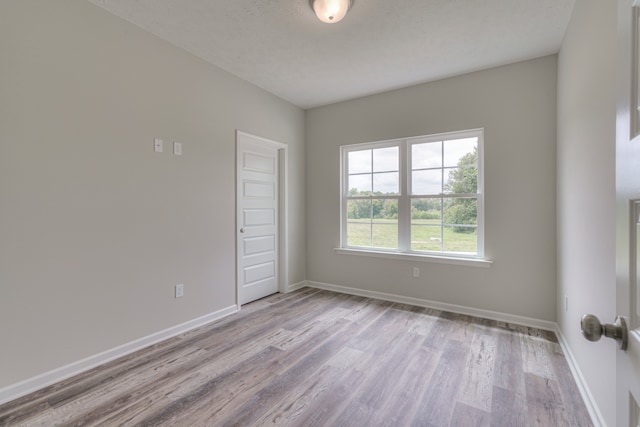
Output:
306,56,558,321
557,0,617,425
0,0,305,388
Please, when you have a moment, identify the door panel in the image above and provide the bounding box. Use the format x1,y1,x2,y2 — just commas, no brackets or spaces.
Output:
244,235,276,256
244,209,275,226
244,261,275,284
618,201,640,427
244,181,275,198
237,133,279,305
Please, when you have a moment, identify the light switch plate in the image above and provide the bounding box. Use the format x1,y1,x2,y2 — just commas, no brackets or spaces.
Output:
174,142,182,156
175,284,184,298
154,138,163,153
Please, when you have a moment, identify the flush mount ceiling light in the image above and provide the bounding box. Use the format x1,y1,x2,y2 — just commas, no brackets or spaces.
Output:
310,0,353,24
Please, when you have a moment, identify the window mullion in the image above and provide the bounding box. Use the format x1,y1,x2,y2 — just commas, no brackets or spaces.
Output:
341,147,348,248
440,204,445,252
369,199,373,247
369,149,373,247
440,142,445,252
398,141,410,252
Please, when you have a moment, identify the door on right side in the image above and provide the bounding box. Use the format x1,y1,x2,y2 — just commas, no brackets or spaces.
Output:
615,0,640,424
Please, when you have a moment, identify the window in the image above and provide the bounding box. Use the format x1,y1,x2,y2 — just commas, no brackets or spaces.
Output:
341,129,484,259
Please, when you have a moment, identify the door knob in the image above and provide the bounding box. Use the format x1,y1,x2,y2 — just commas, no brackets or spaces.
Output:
580,314,628,350
240,228,245,233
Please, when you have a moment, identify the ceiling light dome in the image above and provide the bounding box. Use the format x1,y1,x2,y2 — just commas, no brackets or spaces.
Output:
310,0,353,24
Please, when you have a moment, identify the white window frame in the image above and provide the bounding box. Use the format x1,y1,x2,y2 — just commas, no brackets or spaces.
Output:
338,129,489,267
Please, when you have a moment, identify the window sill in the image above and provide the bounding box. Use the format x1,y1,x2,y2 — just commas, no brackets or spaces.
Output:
334,248,492,268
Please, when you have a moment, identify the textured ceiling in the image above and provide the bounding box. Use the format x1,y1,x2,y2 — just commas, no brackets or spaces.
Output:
88,0,575,109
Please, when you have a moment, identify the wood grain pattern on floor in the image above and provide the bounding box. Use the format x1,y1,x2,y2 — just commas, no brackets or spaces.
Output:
0,288,593,426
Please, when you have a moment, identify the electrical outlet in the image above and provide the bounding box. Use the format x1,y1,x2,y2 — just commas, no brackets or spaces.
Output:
175,284,184,298
173,141,182,156
413,267,420,278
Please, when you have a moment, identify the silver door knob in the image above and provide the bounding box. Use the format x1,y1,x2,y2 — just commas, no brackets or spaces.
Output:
580,314,628,350
240,228,245,233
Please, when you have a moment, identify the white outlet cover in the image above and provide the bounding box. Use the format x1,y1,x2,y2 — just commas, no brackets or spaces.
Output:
174,142,182,155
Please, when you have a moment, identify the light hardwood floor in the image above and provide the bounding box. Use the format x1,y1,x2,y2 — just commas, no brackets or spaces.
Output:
0,288,592,426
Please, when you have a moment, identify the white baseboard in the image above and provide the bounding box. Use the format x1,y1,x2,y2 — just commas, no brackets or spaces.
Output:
306,280,556,331
284,280,307,293
554,327,606,427
0,304,239,406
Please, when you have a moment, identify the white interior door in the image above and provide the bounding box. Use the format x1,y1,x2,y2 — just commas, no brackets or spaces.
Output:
616,0,640,425
237,132,279,305
580,2,640,425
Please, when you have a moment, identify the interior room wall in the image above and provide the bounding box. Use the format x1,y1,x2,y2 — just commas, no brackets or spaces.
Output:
556,0,617,425
0,0,305,390
305,56,558,322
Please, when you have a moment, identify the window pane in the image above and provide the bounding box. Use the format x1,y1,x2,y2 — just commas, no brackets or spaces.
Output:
374,199,398,220
412,169,442,194
444,166,477,194
348,150,371,174
443,226,477,254
347,199,371,247
412,141,442,169
372,222,398,248
347,199,371,220
373,146,399,172
347,222,371,246
443,137,477,168
411,225,442,251
348,174,372,195
443,197,477,226
373,172,399,195
411,198,441,221
411,198,442,252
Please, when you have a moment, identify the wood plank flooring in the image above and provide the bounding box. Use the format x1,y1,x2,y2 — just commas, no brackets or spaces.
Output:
0,288,593,426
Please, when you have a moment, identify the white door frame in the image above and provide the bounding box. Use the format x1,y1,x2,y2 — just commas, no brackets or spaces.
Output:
236,130,288,307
